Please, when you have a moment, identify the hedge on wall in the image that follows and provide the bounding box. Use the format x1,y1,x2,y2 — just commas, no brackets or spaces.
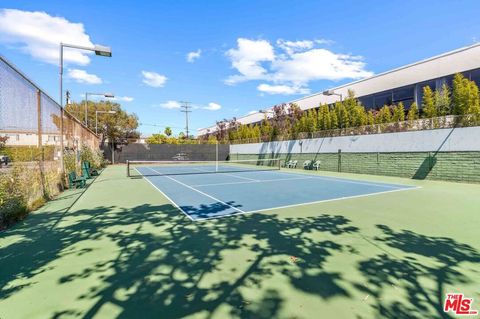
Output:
0,146,55,162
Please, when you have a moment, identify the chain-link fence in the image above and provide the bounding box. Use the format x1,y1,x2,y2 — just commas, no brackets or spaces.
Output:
0,55,100,227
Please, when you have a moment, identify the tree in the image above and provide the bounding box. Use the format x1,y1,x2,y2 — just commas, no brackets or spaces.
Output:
366,110,375,126
0,135,8,148
164,127,172,136
343,89,363,127
260,115,273,141
66,100,139,145
452,73,469,116
330,106,339,129
334,102,349,129
317,104,331,130
407,102,419,122
377,106,392,124
466,80,480,125
435,83,451,116
146,134,167,144
214,121,228,141
306,109,318,132
207,135,217,144
422,86,437,118
271,104,289,138
392,103,405,122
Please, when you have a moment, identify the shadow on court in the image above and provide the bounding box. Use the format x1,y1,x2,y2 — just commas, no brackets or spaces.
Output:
1,197,479,318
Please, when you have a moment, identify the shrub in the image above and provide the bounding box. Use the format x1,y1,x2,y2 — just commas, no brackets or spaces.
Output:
0,166,27,228
0,146,55,162
63,151,78,174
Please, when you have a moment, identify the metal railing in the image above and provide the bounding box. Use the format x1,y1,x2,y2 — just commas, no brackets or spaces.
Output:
229,114,478,144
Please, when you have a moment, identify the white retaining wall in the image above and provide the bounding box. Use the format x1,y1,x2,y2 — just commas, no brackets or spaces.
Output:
230,126,480,154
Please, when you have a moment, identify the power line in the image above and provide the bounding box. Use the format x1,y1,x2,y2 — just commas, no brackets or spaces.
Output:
139,123,183,130
180,101,192,138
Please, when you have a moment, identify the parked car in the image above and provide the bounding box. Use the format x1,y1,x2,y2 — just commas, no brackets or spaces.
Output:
0,155,10,167
172,153,189,161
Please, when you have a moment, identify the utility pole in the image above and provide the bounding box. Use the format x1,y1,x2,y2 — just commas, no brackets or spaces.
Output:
180,101,191,139
66,90,71,106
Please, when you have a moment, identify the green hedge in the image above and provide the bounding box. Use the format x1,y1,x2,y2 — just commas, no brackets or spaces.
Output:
0,146,55,162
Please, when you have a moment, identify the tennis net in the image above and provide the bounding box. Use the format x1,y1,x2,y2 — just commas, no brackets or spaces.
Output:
127,158,281,177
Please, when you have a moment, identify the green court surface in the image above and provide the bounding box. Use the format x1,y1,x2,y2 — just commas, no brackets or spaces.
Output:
1,166,479,319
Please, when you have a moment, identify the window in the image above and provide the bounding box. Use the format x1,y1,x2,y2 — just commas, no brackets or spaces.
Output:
392,85,414,109
469,69,480,87
374,91,392,108
358,95,374,109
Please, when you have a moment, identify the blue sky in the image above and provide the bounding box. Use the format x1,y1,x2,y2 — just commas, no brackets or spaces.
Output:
1,0,480,136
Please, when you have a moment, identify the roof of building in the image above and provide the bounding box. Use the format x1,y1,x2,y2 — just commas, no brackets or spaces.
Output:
198,42,480,135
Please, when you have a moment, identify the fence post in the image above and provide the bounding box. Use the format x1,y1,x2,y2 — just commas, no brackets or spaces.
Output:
60,108,64,173
37,89,47,199
37,90,42,148
338,149,342,172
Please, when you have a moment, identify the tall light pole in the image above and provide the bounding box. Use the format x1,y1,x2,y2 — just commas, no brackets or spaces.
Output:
59,42,112,172
84,92,114,127
180,101,191,139
323,89,343,102
259,109,275,115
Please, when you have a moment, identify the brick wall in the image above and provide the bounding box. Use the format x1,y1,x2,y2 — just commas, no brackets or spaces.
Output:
233,152,480,183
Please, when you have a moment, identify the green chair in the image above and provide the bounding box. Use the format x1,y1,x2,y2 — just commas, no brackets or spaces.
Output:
82,161,98,179
68,171,86,189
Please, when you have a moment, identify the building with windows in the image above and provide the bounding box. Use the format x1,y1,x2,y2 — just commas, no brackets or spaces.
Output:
197,43,480,136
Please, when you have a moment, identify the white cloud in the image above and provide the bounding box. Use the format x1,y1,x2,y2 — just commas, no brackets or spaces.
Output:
159,100,181,109
186,49,201,63
225,38,275,85
112,96,134,102
67,69,102,84
271,49,373,84
225,37,373,95
257,83,310,95
276,39,315,55
0,9,94,65
203,102,221,111
141,71,167,87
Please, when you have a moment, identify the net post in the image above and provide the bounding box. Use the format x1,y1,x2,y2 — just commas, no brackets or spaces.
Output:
215,141,219,172
126,160,130,177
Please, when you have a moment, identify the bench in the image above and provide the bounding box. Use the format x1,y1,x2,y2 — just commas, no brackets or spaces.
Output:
68,171,86,189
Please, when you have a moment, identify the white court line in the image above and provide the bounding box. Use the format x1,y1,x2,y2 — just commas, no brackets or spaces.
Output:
135,167,194,221
246,169,408,189
192,167,259,182
195,186,421,221
149,167,246,215
192,176,315,187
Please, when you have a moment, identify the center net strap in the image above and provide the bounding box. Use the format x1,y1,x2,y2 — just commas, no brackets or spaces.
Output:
127,158,281,177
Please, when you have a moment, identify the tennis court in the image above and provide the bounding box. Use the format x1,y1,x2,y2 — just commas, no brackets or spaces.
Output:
129,159,418,221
